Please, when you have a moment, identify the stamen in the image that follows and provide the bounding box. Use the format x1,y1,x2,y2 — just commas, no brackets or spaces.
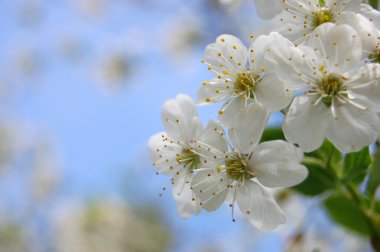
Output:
225,153,254,181
330,99,337,119
199,181,229,205
341,96,369,111
312,8,335,28
232,72,261,101
159,178,175,197
176,148,200,170
230,181,241,222
176,170,193,197
368,48,380,63
308,72,345,108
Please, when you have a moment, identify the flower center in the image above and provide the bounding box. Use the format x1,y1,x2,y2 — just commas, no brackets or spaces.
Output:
316,73,344,107
312,8,334,28
176,148,200,170
233,72,260,99
225,154,254,181
368,48,380,63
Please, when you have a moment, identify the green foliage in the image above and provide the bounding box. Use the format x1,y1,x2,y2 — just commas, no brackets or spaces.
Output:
319,0,326,7
292,158,336,196
259,127,285,142
342,147,371,185
324,194,372,236
293,139,380,245
369,0,378,9
293,140,342,196
262,129,380,247
308,140,342,168
366,148,380,199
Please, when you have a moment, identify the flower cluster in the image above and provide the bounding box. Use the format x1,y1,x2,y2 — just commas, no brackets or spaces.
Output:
148,0,380,231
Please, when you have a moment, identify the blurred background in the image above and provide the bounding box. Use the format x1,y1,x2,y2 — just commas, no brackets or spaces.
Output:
0,0,374,251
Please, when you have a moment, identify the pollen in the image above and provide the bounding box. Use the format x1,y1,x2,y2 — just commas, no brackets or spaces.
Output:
315,73,344,107
368,48,380,63
232,72,260,100
312,8,335,29
225,153,254,181
176,148,200,170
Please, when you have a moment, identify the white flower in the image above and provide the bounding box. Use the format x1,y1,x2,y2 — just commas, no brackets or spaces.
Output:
266,24,380,152
338,12,380,63
198,34,292,127
148,94,203,217
191,103,308,230
360,3,380,28
277,0,365,44
253,0,282,19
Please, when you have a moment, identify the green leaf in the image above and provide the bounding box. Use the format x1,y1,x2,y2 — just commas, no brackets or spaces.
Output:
324,194,372,236
292,158,336,196
369,0,378,9
366,148,380,199
260,127,285,142
319,0,326,7
342,147,371,185
308,140,342,167
293,140,343,196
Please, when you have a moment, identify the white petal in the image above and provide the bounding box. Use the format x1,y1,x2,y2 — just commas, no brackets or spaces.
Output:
148,132,182,175
345,63,380,112
161,94,203,143
204,34,248,76
276,0,315,44
308,23,362,73
360,3,380,28
173,172,201,218
254,0,282,19
250,33,278,73
236,181,286,231
229,103,269,154
198,120,228,157
191,171,229,212
283,95,330,152
264,32,315,89
326,104,380,153
250,140,308,188
217,97,246,128
254,73,293,112
196,79,233,105
327,0,361,12
338,12,378,56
